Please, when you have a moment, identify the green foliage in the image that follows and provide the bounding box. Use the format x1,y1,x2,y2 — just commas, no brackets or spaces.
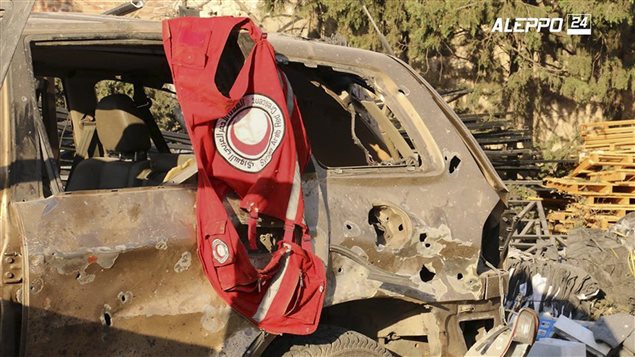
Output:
506,183,538,200
54,78,67,109
537,133,580,177
266,0,635,138
95,80,134,101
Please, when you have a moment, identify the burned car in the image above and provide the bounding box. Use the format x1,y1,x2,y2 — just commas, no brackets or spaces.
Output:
0,7,508,357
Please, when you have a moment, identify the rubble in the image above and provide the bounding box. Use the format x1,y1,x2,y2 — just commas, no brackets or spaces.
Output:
527,338,586,357
505,225,635,319
505,250,602,319
554,315,611,356
475,214,635,356
465,308,538,356
608,213,635,248
590,313,635,349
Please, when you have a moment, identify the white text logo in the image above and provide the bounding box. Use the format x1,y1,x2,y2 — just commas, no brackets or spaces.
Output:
492,15,591,35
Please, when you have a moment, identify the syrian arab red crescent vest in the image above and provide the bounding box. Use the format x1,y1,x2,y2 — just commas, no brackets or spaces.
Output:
162,17,325,335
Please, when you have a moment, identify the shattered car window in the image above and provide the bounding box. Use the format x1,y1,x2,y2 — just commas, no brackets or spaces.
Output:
282,63,420,169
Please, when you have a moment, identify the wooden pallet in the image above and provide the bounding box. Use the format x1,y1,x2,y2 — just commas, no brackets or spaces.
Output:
580,119,635,132
578,195,635,206
571,153,635,177
546,120,635,232
583,133,635,143
548,206,624,232
548,210,577,221
580,120,635,153
551,219,613,232
583,143,635,153
544,177,635,195
587,169,635,182
582,132,635,141
580,119,635,134
575,202,635,215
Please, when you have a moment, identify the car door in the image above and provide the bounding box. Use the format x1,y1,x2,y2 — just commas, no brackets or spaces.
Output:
3,34,261,356
1,2,35,355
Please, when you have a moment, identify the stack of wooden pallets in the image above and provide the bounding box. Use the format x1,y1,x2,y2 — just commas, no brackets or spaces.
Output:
580,119,635,153
544,120,635,233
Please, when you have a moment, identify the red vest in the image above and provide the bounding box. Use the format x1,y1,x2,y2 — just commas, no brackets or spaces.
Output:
163,17,325,335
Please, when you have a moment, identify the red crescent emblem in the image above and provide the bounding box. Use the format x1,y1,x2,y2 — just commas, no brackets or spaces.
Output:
229,112,272,157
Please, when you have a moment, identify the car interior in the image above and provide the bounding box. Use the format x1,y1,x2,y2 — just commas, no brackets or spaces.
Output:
28,32,420,196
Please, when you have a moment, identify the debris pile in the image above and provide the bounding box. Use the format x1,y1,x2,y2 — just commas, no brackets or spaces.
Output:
466,308,635,357
481,215,635,357
505,222,635,319
544,119,635,233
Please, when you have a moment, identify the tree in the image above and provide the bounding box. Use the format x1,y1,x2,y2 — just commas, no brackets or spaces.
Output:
265,0,635,140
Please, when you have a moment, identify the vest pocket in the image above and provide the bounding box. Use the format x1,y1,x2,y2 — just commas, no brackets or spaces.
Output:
173,46,207,69
172,28,211,69
264,251,324,327
282,269,323,326
284,272,304,316
216,263,258,293
204,218,257,291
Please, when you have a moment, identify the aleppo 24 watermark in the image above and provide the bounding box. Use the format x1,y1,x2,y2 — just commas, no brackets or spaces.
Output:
492,14,591,35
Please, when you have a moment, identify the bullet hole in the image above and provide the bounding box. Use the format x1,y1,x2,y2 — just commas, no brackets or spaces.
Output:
398,224,404,232
118,291,132,304
448,155,461,174
103,312,112,327
420,233,432,248
457,273,464,280
344,220,362,238
419,266,435,282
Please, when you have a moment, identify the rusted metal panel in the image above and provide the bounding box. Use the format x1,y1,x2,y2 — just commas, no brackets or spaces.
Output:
0,0,35,84
12,187,260,355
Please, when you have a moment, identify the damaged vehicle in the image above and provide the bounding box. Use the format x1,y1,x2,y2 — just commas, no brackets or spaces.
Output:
0,6,508,357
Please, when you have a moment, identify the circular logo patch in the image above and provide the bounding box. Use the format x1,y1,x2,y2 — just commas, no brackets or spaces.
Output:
214,94,285,173
212,239,229,264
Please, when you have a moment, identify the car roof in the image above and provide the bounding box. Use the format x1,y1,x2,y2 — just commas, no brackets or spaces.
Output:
22,12,388,77
25,12,162,35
